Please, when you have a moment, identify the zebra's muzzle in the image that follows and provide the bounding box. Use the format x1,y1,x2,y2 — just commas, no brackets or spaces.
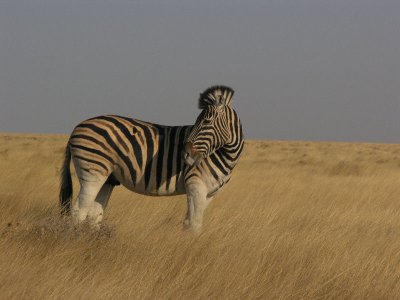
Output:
183,142,203,166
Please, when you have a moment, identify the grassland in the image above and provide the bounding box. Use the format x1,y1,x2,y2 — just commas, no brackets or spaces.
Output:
0,133,400,299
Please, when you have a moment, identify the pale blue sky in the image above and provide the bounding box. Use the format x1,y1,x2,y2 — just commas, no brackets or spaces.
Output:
1,0,399,142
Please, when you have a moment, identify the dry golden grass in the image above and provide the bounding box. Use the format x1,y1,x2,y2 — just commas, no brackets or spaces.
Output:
1,133,400,299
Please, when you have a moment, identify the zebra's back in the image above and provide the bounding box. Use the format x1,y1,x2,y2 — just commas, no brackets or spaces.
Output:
69,115,192,196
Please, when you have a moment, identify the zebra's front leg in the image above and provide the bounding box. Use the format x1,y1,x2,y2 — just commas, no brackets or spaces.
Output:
184,182,213,233
183,197,194,229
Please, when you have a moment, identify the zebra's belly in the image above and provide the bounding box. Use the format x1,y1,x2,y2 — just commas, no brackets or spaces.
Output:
112,169,187,197
121,183,187,196
125,186,187,196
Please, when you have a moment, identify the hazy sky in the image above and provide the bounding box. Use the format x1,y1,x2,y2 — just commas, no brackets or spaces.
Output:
1,0,399,142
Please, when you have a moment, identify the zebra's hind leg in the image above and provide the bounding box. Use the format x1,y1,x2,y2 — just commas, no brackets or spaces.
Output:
184,181,213,233
72,178,107,228
88,182,115,228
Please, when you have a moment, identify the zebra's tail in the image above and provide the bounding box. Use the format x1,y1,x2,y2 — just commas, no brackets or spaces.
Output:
59,144,73,215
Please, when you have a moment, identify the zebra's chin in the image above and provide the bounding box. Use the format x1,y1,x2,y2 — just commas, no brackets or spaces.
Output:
182,151,203,167
183,141,205,166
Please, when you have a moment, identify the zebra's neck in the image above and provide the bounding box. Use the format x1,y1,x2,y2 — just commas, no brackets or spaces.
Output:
204,112,244,186
221,109,244,168
219,129,244,170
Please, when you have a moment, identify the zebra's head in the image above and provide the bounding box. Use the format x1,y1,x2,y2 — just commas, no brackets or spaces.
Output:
183,85,238,166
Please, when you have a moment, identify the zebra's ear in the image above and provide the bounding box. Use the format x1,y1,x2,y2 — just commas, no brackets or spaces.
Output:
198,85,234,109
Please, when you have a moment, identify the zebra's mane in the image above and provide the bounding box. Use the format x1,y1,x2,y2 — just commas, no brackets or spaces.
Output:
198,85,235,109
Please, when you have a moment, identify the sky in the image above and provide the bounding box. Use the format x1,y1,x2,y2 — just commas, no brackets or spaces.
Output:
0,0,399,143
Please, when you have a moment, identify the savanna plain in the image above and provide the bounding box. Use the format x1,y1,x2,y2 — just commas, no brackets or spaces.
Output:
1,133,400,299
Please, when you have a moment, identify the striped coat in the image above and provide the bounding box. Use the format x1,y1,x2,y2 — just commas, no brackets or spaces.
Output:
60,85,244,232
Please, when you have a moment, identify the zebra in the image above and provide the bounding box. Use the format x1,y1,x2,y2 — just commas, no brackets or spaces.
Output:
59,85,244,232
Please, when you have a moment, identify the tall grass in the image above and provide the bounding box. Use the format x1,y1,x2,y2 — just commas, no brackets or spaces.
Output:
1,134,400,299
